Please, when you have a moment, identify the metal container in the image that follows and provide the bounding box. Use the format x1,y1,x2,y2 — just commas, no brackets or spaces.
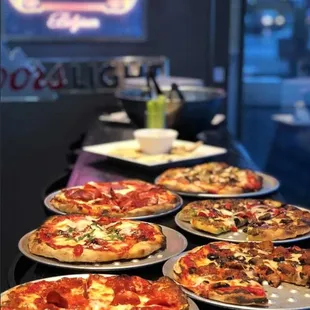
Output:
116,86,226,139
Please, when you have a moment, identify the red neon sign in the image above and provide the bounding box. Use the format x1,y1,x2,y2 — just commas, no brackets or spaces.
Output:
8,0,138,15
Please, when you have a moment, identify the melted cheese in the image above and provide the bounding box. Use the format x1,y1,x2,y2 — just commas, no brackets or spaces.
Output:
53,218,140,246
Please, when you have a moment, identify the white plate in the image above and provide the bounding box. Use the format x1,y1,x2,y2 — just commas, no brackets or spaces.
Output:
163,254,310,310
18,226,188,271
175,207,310,244
1,274,199,310
83,139,227,168
156,172,280,198
44,189,183,220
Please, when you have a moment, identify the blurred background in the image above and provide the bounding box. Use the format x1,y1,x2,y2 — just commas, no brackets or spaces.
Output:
1,0,310,289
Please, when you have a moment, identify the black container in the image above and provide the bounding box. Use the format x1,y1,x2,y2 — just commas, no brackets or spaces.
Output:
116,86,226,140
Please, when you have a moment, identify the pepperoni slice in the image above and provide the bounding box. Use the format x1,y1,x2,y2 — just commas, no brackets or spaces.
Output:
65,189,100,201
246,173,262,190
73,245,84,257
106,277,136,294
111,291,140,306
95,217,118,227
46,291,68,308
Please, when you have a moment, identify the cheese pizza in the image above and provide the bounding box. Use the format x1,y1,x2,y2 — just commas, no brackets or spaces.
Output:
1,275,190,309
173,241,310,306
50,180,180,217
178,199,310,241
28,215,166,263
156,162,263,194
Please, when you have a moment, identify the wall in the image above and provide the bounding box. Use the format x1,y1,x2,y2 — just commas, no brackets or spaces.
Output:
9,0,212,81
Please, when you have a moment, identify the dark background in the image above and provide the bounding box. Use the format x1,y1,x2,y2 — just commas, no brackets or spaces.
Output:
1,0,216,291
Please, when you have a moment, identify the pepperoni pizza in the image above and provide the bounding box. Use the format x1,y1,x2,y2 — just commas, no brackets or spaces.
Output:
1,275,190,309
50,180,180,217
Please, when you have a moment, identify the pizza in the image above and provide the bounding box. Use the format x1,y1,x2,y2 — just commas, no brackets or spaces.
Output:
173,241,310,306
178,199,310,241
1,274,190,309
156,162,263,194
28,215,166,263
50,180,180,217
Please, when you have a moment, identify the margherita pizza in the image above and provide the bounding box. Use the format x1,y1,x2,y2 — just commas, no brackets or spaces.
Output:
178,199,310,241
173,241,310,306
1,274,190,309
156,162,263,194
28,215,166,263
49,180,180,217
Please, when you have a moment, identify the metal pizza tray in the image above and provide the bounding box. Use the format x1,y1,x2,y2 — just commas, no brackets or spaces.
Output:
155,172,280,198
18,226,188,271
1,273,199,310
175,207,310,244
44,189,183,220
163,254,310,310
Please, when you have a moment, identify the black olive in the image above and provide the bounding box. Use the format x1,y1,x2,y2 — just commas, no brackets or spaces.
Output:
234,218,241,227
273,256,285,262
226,276,234,280
237,256,246,262
212,282,230,289
189,267,196,274
243,227,248,233
280,218,293,224
258,213,271,221
207,253,219,260
249,258,258,265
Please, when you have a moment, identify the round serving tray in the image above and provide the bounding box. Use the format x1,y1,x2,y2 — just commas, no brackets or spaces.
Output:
163,254,310,310
155,172,280,198
2,273,199,310
18,225,188,271
44,190,183,220
174,209,310,244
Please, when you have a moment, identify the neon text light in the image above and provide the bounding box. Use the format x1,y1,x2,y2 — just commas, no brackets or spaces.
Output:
8,0,138,15
47,12,100,33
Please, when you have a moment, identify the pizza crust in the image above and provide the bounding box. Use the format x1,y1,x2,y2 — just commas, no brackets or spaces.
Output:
247,225,310,241
208,290,268,306
51,198,178,217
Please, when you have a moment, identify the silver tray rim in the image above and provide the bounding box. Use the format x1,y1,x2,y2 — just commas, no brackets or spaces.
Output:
174,205,310,244
155,172,280,198
44,189,183,220
162,253,310,310
1,273,199,310
18,225,188,271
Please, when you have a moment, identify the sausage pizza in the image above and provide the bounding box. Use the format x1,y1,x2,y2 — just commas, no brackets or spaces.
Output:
173,241,310,306
156,162,263,194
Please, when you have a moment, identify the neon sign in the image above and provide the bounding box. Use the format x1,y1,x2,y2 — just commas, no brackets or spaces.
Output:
8,0,138,15
3,0,145,40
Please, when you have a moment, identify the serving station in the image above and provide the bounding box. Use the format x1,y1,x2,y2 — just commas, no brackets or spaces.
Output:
5,114,310,310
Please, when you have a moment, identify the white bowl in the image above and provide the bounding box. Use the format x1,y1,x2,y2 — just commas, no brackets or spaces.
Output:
134,129,178,155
